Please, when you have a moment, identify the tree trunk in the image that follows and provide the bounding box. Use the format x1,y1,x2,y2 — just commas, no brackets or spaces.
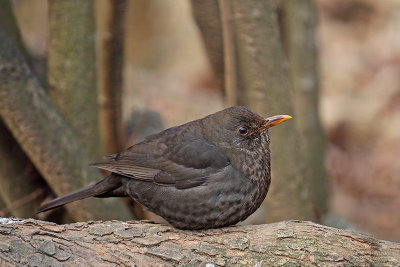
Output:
230,0,315,222
48,0,101,158
191,0,225,94
281,0,328,219
0,29,131,222
96,0,127,155
0,219,398,266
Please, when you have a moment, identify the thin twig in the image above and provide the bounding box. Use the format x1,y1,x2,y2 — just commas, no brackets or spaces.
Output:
0,188,44,217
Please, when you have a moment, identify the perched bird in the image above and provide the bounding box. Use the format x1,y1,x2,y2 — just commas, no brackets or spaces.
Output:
38,106,292,230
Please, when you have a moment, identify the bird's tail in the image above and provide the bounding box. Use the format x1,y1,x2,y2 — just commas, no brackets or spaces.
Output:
37,175,123,213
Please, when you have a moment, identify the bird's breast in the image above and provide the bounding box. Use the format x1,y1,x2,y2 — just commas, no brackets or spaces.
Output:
126,161,271,230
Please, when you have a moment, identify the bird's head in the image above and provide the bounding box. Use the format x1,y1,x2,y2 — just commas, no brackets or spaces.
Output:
202,106,292,152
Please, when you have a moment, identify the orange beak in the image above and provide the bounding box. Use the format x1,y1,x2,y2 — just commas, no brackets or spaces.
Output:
258,115,292,132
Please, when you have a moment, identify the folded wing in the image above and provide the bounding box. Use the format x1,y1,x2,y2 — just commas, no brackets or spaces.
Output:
90,134,230,189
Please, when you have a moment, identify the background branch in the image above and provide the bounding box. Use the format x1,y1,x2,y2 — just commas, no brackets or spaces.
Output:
0,29,131,222
48,0,101,158
191,0,225,94
231,0,315,222
0,121,45,218
281,0,328,218
0,0,46,219
97,0,127,155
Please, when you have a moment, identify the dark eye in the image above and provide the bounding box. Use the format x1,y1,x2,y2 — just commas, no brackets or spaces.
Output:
238,126,249,135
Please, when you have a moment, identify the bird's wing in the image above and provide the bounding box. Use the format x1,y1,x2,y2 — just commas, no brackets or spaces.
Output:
90,135,230,189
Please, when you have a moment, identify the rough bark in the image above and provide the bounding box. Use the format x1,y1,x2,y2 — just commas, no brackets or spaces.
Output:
191,0,225,94
0,218,398,266
48,0,101,158
96,0,127,155
231,0,315,221
281,0,328,218
0,29,131,222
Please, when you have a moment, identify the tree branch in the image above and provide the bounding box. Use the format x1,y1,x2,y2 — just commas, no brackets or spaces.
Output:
0,219,398,266
97,0,127,155
191,0,225,94
0,29,131,221
0,122,45,218
0,0,47,219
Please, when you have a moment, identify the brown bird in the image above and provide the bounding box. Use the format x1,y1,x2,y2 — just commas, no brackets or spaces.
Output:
38,106,292,230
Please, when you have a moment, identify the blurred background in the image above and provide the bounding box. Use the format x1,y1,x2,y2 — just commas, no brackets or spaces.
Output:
0,0,399,241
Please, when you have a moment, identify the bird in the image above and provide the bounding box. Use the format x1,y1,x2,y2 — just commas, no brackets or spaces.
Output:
37,106,292,230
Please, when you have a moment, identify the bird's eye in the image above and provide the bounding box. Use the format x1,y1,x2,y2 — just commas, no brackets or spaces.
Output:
238,126,249,135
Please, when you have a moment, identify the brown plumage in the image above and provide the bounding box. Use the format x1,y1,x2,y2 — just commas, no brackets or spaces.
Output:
38,106,291,230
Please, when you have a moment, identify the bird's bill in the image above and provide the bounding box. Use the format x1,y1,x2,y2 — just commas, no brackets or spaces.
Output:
258,115,292,131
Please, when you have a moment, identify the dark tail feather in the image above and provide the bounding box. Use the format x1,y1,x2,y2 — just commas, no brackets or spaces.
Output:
37,175,122,213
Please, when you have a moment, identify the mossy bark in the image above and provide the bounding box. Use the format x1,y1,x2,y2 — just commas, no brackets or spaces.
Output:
48,0,101,158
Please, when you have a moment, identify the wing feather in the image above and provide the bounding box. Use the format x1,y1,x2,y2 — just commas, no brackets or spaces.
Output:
90,127,230,189
90,161,160,181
